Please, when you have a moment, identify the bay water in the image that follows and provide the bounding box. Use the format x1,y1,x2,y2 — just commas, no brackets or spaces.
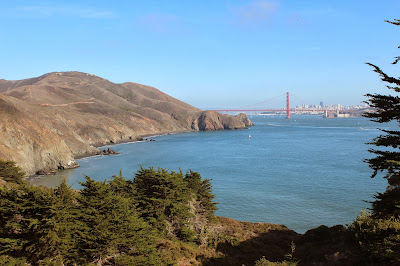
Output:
31,115,390,233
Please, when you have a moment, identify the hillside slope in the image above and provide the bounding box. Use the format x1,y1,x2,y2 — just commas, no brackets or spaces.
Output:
0,95,78,174
0,71,253,175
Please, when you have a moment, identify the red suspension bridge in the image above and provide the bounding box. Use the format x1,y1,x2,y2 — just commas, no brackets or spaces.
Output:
214,92,361,119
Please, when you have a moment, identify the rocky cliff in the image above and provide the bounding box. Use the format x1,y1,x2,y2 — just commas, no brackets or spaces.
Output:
0,71,253,175
0,95,79,174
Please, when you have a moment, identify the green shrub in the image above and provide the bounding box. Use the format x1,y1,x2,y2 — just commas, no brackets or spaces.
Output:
178,225,196,242
255,256,298,266
0,255,27,265
349,210,400,263
0,160,25,184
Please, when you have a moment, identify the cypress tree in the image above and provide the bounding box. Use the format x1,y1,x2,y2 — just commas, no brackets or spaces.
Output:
37,178,79,263
77,175,160,265
184,170,218,220
0,183,54,262
353,19,400,264
364,19,400,218
133,167,192,235
0,160,26,184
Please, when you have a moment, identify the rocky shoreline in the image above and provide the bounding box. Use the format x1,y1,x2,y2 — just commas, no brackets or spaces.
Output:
27,127,250,178
0,71,254,177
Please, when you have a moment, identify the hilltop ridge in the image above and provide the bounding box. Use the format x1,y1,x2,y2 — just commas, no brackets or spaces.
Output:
0,71,253,175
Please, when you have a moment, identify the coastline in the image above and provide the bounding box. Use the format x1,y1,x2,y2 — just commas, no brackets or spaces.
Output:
27,129,197,181
63,125,250,161
27,126,251,182
74,129,192,160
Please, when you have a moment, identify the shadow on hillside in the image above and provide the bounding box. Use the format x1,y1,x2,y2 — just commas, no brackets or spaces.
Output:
201,224,370,266
293,225,363,266
201,229,298,266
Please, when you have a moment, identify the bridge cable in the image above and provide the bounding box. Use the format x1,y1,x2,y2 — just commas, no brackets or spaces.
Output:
237,93,286,109
289,93,310,107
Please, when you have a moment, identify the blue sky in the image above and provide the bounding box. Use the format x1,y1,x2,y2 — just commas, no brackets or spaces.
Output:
1,1,399,108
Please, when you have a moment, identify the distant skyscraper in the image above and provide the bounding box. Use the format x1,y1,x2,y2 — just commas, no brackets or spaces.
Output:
320,101,323,107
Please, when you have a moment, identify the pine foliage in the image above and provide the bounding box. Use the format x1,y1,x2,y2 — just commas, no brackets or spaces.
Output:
0,163,217,265
364,19,400,218
0,159,26,184
355,19,400,264
350,211,400,263
133,167,218,241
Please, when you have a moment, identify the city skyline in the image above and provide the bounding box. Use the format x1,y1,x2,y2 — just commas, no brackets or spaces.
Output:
1,1,399,108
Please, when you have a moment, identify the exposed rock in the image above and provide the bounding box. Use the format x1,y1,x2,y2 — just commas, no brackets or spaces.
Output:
196,111,249,130
197,111,225,131
0,71,253,175
96,148,120,156
35,169,57,175
0,94,78,176
235,113,255,127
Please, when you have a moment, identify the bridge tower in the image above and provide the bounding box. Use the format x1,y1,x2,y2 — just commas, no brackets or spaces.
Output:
286,92,290,119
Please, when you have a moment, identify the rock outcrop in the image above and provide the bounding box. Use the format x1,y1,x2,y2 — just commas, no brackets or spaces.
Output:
0,71,253,175
96,148,120,156
235,113,255,127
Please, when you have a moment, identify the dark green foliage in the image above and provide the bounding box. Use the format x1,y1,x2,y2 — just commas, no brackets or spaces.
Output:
134,167,187,232
0,183,54,261
109,170,136,197
76,175,160,265
178,225,196,242
364,19,400,217
358,19,400,264
0,162,218,264
0,159,26,184
185,170,218,220
372,188,400,218
134,167,190,224
349,211,400,263
0,255,27,265
133,167,218,242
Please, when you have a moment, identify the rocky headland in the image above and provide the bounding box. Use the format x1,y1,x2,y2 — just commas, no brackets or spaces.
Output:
0,71,253,175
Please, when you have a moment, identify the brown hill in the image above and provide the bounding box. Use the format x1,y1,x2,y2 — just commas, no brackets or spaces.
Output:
0,71,253,175
0,94,78,174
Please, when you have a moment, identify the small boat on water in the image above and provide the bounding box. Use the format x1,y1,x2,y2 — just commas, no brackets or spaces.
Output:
249,135,252,139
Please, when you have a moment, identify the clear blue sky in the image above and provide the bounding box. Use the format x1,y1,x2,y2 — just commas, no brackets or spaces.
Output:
1,1,399,108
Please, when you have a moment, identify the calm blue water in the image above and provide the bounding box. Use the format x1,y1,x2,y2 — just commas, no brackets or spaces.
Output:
31,115,390,233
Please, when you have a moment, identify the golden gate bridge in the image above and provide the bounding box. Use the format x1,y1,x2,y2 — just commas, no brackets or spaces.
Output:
214,92,360,119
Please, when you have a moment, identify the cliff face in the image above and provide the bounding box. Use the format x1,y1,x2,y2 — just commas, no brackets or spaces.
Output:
0,95,78,174
0,71,253,175
192,111,254,131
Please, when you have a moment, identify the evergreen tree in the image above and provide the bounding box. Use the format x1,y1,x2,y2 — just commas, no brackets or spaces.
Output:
36,178,80,263
184,170,218,220
77,176,160,265
109,170,136,198
353,19,400,264
0,183,54,262
0,160,26,184
133,167,218,242
133,167,192,233
364,19,400,218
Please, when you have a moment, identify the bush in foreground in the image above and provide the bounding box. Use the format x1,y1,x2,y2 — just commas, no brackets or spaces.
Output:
0,165,217,265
